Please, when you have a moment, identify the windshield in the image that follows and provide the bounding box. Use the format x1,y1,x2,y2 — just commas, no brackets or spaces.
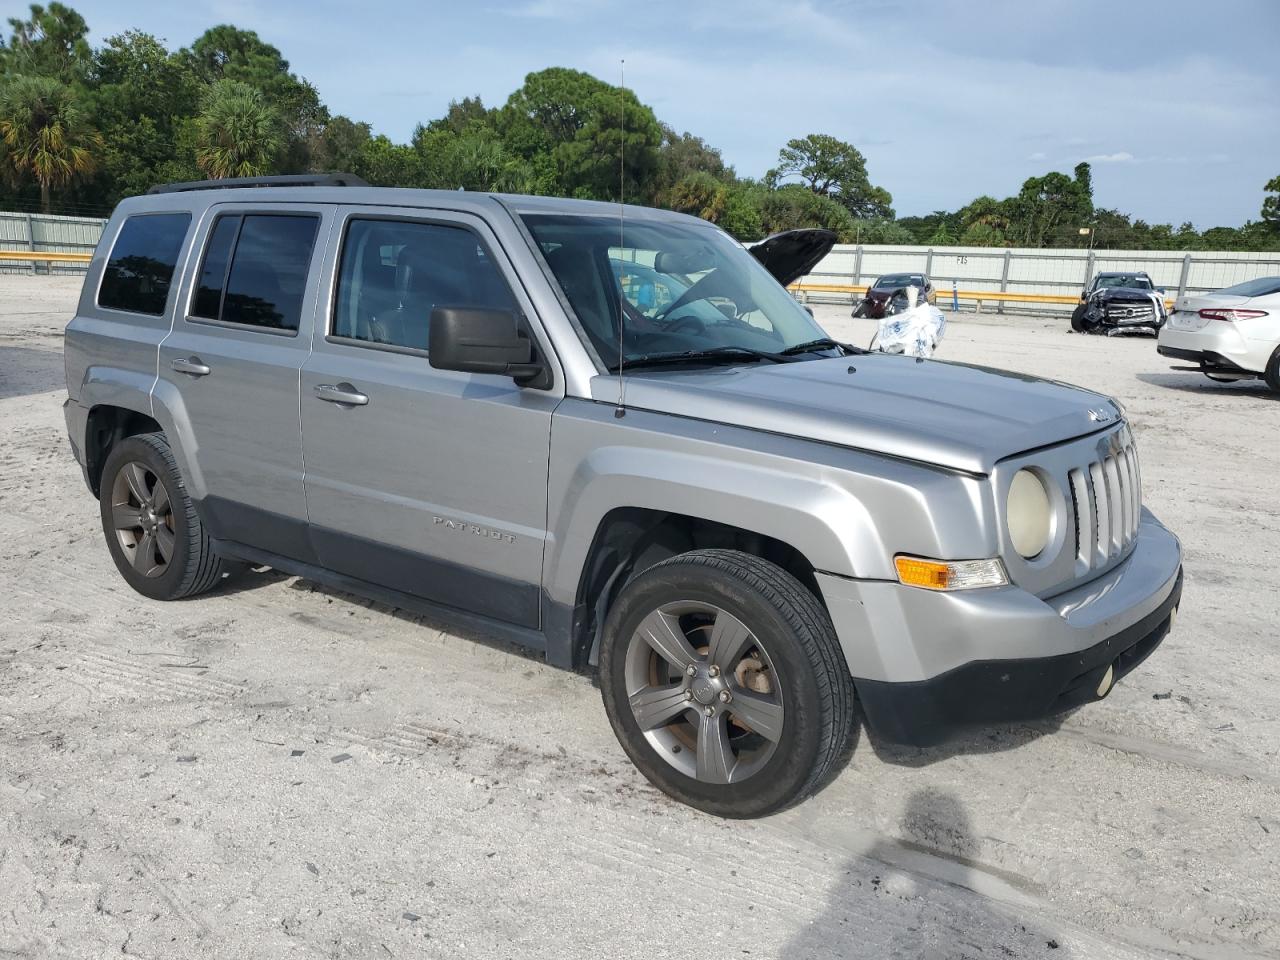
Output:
522,214,830,369
1096,274,1152,290
1215,276,1280,298
875,274,923,288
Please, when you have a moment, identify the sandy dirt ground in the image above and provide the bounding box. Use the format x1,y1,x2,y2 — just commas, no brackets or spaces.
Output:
1,274,1277,960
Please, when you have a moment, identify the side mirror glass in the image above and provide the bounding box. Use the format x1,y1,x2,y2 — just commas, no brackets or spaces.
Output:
428,307,549,387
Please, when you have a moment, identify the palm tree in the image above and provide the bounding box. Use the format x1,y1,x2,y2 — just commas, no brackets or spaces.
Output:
195,80,283,180
0,75,101,212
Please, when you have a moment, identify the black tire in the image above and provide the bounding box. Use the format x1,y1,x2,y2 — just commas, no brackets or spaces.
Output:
851,300,867,319
599,549,855,818
1265,346,1280,394
98,433,229,600
1070,305,1088,332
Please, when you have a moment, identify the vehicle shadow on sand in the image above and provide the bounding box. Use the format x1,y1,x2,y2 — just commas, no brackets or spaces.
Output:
216,564,551,665
779,788,1070,958
1135,371,1278,400
863,717,1066,768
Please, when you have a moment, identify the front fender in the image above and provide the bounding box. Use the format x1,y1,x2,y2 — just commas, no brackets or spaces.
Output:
542,400,994,610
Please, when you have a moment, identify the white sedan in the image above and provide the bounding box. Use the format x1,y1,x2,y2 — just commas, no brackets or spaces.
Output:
1157,277,1280,392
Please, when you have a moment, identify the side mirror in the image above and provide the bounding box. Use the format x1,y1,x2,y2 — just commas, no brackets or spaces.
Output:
1080,292,1088,301
1157,287,1166,295
429,307,549,387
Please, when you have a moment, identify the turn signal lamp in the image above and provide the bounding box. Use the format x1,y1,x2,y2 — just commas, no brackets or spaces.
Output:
894,556,1008,592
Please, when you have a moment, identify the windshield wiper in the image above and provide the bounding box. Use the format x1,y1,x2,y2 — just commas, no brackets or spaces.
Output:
779,337,867,356
608,345,797,372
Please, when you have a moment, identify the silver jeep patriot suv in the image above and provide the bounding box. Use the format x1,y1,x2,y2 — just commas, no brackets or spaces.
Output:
63,175,1183,817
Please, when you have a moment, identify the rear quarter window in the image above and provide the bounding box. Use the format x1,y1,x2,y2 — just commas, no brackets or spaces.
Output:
97,212,191,316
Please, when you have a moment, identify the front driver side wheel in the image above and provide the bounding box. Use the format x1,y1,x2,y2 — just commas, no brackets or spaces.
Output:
599,549,855,818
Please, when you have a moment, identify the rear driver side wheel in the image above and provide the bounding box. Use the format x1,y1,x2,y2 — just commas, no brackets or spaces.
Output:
98,433,229,600
599,549,854,818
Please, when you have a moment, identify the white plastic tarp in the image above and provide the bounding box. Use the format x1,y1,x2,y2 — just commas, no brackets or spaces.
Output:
874,287,946,358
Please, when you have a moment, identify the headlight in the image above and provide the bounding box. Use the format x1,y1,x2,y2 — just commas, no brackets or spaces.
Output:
1007,469,1052,558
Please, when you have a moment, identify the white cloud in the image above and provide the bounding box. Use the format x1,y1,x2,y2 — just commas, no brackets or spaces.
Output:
511,0,605,18
1027,151,1048,161
1083,152,1136,163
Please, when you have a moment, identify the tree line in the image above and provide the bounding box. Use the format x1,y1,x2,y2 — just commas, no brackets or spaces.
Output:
1,3,1276,251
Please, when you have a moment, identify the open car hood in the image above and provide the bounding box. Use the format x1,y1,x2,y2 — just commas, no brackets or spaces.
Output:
748,229,837,287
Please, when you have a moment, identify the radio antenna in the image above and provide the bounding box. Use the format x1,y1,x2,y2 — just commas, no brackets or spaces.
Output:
614,58,627,418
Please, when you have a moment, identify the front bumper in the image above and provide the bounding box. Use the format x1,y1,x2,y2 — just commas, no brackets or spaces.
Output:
817,511,1183,746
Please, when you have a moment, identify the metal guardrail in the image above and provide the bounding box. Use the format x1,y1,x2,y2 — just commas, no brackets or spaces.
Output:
0,250,93,263
1,210,104,274
1,251,1174,314
789,282,1175,313
798,244,1280,316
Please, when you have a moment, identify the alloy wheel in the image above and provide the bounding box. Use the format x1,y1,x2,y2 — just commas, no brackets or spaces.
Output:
110,461,175,578
623,601,784,784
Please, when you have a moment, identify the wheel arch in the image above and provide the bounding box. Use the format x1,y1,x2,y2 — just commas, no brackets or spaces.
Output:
149,377,208,501
83,403,162,496
555,506,837,673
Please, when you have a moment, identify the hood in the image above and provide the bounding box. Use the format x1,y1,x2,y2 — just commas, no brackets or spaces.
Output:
1093,286,1156,301
748,229,837,287
592,355,1120,475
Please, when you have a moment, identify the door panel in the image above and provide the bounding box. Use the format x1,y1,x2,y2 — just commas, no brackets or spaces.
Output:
157,204,331,560
299,207,560,628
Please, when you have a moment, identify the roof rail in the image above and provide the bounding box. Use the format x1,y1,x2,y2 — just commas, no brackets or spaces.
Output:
147,173,369,195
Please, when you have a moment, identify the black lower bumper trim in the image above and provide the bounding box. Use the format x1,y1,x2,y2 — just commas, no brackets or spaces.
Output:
855,568,1183,747
1157,345,1251,373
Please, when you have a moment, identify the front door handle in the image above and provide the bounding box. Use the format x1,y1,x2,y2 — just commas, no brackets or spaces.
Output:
314,383,370,406
170,357,211,377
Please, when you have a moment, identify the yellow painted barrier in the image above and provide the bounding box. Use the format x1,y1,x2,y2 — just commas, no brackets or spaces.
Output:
0,249,92,263
789,282,1174,312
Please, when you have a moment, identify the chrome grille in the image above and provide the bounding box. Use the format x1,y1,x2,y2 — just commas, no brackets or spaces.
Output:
1068,438,1141,571
1104,303,1156,323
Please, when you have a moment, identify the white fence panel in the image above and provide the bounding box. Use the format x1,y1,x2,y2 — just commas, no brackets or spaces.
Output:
0,211,107,274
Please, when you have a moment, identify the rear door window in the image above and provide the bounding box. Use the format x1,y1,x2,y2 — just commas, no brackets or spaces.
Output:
98,212,191,316
190,213,320,332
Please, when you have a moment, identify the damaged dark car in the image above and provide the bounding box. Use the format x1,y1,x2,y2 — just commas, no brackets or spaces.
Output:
1071,272,1168,336
853,272,936,319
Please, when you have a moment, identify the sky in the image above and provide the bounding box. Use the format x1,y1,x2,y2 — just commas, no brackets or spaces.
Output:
71,0,1280,228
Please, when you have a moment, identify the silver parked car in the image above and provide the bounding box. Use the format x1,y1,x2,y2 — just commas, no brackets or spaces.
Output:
63,176,1183,817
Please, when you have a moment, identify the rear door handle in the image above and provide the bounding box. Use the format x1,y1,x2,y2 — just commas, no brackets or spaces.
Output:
170,357,211,377
314,383,369,406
